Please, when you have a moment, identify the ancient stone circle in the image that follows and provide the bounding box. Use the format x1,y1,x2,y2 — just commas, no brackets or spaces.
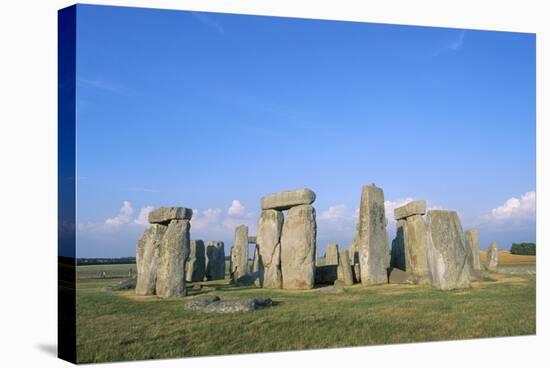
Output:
134,184,500,299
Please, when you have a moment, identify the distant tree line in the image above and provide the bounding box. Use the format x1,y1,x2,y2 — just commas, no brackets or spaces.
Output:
77,257,136,266
510,243,536,256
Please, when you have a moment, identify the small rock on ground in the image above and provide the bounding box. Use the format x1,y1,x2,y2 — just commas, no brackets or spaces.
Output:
185,296,273,313
183,295,221,310
104,276,137,291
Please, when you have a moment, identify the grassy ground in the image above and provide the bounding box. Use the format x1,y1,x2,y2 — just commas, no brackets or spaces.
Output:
75,257,536,364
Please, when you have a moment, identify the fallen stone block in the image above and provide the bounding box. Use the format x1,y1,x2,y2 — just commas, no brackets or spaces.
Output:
105,276,137,291
183,295,221,310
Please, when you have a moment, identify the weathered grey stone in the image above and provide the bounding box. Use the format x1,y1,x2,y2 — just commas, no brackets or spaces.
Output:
388,268,415,284
184,296,271,313
148,207,193,223
394,200,427,220
426,210,471,290
337,250,354,285
234,271,261,286
183,295,220,310
281,204,317,289
156,219,190,298
248,236,257,244
254,297,273,308
135,223,167,295
108,276,137,291
391,215,430,284
203,299,256,313
230,225,249,281
348,223,360,265
315,265,338,284
257,209,284,289
261,188,316,210
465,229,482,272
252,244,261,273
403,215,430,283
185,240,206,282
358,184,390,285
205,241,225,280
486,242,499,272
352,264,361,283
325,243,339,265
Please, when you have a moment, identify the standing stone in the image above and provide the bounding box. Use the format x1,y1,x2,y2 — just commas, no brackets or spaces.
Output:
402,214,430,282
348,224,360,265
348,223,361,283
337,250,354,286
325,243,339,265
257,209,284,288
357,184,390,285
135,224,167,295
486,242,499,272
205,241,225,280
185,240,206,282
280,204,317,289
230,225,249,281
465,229,481,272
156,219,190,298
392,200,429,283
352,264,361,283
252,244,261,273
261,188,316,211
426,210,471,290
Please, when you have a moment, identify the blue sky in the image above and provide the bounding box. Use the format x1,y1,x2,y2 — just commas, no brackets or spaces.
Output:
74,4,536,258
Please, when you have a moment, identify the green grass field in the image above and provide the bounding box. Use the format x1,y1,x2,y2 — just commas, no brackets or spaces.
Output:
75,256,536,364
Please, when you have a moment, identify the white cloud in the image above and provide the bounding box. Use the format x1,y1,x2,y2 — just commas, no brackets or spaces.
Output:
134,206,154,226
190,12,226,35
317,204,357,238
228,200,245,216
190,202,257,237
105,201,134,225
318,204,348,221
448,30,466,50
78,76,131,95
428,30,466,58
191,208,222,230
486,191,536,221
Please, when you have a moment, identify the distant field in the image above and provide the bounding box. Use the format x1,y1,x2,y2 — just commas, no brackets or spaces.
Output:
479,251,536,267
77,264,137,279
76,261,536,364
